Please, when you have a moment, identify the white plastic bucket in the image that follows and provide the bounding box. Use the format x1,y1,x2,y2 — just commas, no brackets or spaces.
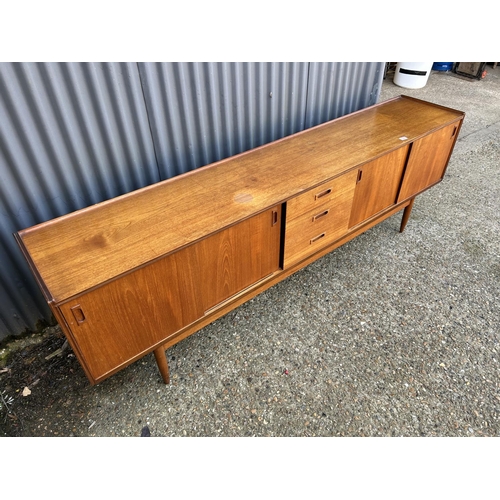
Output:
393,62,433,89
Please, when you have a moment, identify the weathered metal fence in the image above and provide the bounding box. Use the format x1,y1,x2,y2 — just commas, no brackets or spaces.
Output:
0,62,384,341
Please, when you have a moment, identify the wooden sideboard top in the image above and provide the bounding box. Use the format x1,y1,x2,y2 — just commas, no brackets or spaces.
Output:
17,96,464,303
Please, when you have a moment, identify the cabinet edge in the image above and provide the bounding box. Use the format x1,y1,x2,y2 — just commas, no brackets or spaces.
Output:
400,95,466,118
13,232,55,304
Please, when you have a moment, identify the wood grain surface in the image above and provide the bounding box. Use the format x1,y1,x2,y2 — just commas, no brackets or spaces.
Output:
17,96,464,303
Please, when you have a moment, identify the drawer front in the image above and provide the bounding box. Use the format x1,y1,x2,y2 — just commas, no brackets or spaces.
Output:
284,170,357,267
287,171,357,221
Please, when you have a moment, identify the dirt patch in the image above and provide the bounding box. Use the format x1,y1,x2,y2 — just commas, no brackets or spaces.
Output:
0,326,89,436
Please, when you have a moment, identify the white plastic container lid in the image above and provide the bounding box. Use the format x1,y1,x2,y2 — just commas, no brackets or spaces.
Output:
394,62,433,89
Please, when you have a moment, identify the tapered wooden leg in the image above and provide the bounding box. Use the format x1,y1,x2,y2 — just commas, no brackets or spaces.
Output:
154,346,170,384
400,198,415,233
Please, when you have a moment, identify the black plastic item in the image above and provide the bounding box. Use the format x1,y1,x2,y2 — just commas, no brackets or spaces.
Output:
454,62,487,80
399,68,428,76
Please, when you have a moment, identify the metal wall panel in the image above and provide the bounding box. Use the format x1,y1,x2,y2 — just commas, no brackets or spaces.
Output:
138,62,384,180
0,62,384,341
305,62,384,127
0,62,159,338
138,62,310,179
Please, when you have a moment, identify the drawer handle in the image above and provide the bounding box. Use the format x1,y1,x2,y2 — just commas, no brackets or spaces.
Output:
315,188,332,200
70,305,86,325
310,232,326,244
312,209,330,222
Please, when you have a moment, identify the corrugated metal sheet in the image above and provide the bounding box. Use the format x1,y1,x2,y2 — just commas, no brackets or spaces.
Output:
305,62,383,127
138,62,384,180
138,62,311,179
0,62,384,341
0,62,159,338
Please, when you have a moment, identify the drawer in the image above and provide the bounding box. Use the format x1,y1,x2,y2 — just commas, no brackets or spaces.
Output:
284,170,358,267
287,170,358,221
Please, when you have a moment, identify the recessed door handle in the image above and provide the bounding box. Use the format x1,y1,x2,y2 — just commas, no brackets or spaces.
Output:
70,305,86,325
271,210,279,226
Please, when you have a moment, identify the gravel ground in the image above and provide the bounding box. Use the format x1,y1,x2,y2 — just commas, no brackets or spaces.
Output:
1,65,499,442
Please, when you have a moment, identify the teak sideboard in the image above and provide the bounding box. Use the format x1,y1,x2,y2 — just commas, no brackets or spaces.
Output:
15,96,465,385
